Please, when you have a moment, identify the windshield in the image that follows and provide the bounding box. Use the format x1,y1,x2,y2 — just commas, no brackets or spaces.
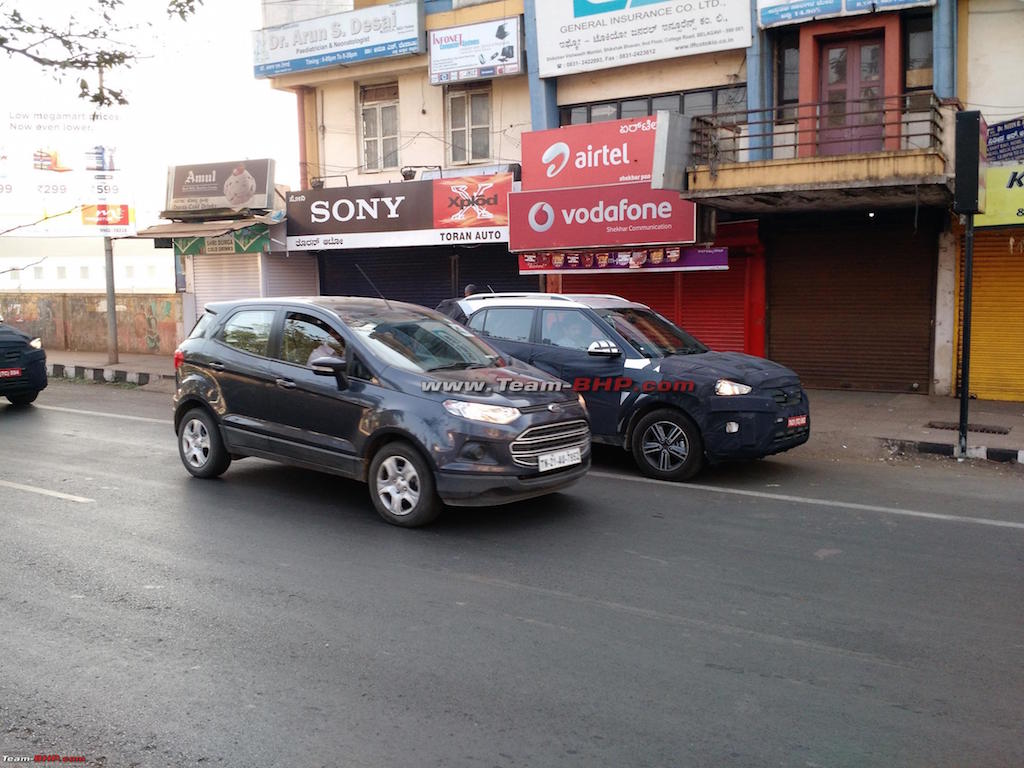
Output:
339,308,500,373
596,307,707,359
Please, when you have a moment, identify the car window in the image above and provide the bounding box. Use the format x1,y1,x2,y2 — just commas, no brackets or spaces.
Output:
480,308,533,342
539,309,606,351
596,307,707,358
219,310,275,357
187,312,215,340
279,312,346,367
467,310,487,333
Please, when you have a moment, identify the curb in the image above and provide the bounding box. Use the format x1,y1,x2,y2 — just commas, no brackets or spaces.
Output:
886,438,1024,465
47,363,176,387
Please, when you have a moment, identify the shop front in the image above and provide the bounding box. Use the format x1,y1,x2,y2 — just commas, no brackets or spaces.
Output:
510,117,764,355
287,171,536,308
954,163,1024,402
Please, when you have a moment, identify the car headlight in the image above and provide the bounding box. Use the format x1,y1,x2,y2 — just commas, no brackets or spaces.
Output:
443,399,521,425
577,393,588,412
715,379,752,396
29,338,43,350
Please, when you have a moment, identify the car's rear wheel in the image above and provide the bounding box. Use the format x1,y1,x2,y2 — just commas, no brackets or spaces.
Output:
178,407,231,479
631,409,704,481
368,442,441,527
6,391,39,407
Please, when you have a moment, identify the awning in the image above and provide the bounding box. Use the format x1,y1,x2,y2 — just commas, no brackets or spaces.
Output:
131,212,282,240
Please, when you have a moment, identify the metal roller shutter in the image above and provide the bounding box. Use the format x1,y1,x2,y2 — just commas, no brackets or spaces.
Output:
262,253,319,298
955,228,1024,401
458,245,541,294
319,249,453,309
679,258,747,352
768,214,937,392
192,253,261,321
561,273,678,322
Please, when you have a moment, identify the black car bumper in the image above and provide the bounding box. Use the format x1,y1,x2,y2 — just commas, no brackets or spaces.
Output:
0,355,47,396
703,389,810,462
435,457,590,506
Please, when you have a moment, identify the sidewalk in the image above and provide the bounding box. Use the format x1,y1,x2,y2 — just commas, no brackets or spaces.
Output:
43,350,1024,465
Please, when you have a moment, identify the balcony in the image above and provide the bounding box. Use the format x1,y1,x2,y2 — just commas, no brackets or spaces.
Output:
683,92,955,213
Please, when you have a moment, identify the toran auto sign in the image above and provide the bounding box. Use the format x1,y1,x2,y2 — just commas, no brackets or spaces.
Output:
287,173,512,249
508,182,696,252
520,117,658,190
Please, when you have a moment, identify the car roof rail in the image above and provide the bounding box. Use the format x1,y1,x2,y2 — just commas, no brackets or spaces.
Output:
465,292,627,303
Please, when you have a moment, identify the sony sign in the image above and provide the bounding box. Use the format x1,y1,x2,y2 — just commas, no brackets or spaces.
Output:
310,196,406,223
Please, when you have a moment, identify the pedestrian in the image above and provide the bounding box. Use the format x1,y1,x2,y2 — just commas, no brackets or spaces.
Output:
436,284,483,324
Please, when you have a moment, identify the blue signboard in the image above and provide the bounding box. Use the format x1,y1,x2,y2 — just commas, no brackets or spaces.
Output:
758,0,933,27
987,117,1024,163
254,38,422,78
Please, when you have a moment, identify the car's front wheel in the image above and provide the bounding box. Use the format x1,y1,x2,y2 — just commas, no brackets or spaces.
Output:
631,408,704,481
178,407,231,479
368,442,441,527
6,390,39,407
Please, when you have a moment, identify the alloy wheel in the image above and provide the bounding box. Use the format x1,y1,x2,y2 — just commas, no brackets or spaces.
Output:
375,455,421,517
181,417,211,469
641,420,689,473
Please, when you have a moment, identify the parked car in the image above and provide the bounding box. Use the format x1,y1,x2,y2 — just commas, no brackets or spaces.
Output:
172,297,590,527
457,293,809,481
0,314,47,406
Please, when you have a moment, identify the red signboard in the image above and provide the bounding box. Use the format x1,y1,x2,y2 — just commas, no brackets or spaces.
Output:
508,182,696,252
520,117,658,190
431,173,511,229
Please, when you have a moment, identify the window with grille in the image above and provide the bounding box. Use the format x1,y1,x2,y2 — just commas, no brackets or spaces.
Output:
447,85,491,164
558,85,747,127
360,83,399,172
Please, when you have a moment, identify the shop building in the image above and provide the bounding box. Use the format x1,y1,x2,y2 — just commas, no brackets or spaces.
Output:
259,0,538,302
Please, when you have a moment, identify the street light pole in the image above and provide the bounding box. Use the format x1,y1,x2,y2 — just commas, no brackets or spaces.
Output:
104,235,118,365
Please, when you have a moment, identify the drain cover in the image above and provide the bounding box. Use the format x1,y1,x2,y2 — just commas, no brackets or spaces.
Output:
926,421,1010,435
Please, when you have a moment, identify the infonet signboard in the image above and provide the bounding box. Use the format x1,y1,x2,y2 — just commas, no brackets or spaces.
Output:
520,117,657,190
287,173,513,250
508,182,696,252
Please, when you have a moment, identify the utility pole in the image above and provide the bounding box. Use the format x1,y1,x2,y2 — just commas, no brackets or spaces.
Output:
99,64,119,364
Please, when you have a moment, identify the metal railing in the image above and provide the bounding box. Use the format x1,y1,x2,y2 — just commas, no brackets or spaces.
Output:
691,91,944,172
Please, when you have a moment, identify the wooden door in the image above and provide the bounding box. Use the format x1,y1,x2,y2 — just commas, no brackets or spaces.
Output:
819,38,884,155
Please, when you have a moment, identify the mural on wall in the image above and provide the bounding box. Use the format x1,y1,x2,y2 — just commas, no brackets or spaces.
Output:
1,293,182,354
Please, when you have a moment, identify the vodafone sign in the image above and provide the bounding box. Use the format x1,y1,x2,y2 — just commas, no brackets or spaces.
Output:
509,182,696,252
521,117,657,190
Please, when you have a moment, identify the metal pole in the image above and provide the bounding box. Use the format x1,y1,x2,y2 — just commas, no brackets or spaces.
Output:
104,235,119,365
958,214,974,458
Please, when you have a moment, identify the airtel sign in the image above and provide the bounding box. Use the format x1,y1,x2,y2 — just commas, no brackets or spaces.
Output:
521,117,658,190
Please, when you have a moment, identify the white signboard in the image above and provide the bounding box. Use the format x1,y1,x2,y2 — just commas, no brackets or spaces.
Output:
252,0,424,78
757,0,934,27
535,0,751,78
0,107,135,237
429,17,523,85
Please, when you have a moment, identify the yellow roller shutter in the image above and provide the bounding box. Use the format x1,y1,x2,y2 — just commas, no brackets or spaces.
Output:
955,228,1024,402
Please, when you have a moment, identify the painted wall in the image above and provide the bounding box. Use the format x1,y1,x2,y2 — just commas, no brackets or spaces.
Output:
0,237,176,294
0,293,184,354
965,0,1024,126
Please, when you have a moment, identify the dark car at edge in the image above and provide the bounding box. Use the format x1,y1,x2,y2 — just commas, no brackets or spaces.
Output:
172,297,590,527
0,315,47,407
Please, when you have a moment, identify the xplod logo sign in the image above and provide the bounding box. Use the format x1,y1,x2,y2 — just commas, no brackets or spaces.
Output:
447,181,497,222
573,0,672,16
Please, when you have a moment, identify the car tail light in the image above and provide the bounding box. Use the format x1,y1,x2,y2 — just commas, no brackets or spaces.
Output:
173,349,185,370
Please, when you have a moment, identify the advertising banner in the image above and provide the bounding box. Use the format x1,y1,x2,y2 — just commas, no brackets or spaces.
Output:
975,165,1024,228
521,116,657,190
0,107,135,237
508,182,696,252
534,0,751,79
287,173,513,250
252,0,424,78
987,117,1024,163
757,0,933,28
518,246,727,274
429,17,523,85
165,160,275,213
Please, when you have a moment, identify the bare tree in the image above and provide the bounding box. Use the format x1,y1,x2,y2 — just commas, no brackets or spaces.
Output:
0,0,202,107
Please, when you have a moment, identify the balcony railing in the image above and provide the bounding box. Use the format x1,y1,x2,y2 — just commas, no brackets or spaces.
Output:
691,91,944,172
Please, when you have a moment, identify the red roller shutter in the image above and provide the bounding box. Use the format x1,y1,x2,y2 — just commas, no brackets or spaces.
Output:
679,258,747,351
562,273,678,323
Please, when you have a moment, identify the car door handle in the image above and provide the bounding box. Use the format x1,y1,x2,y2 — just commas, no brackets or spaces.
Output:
276,378,296,390
208,361,225,371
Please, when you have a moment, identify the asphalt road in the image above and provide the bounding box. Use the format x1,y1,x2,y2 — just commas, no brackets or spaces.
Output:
1,380,1022,768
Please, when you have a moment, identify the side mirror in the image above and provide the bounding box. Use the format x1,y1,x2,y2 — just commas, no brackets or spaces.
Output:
311,355,349,389
587,340,622,357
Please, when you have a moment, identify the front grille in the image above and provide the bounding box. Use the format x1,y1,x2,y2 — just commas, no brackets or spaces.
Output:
519,398,578,415
0,342,25,362
773,425,809,443
771,386,803,407
510,419,590,468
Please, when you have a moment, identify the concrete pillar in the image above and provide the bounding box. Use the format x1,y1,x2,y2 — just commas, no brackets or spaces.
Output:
932,227,958,396
933,0,956,99
523,0,559,130
747,3,772,161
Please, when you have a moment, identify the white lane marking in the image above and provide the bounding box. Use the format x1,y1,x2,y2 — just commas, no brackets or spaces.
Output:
36,404,171,425
588,469,1024,530
0,479,94,504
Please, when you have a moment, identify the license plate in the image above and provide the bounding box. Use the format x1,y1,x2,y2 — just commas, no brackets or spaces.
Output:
537,447,582,473
787,414,807,428
0,368,23,379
